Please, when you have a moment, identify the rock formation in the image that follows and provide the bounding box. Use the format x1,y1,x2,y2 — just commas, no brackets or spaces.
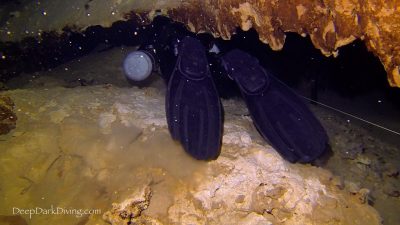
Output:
0,0,399,87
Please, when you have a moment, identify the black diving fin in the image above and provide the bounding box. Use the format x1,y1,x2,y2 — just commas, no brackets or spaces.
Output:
166,37,223,160
221,49,328,163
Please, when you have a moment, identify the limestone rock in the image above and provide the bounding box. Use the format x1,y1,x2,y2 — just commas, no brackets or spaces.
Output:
1,83,381,224
103,186,162,225
1,0,399,87
165,146,382,225
167,0,400,87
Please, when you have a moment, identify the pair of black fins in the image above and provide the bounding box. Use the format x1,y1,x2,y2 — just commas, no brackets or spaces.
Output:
166,37,328,163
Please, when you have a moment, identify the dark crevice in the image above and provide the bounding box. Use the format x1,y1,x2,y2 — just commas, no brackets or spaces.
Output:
0,19,149,82
0,16,399,106
217,28,400,107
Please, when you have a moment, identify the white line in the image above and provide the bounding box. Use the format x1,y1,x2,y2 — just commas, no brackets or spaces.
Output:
301,96,400,136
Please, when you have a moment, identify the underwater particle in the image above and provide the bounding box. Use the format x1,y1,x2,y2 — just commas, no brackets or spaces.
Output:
0,95,17,135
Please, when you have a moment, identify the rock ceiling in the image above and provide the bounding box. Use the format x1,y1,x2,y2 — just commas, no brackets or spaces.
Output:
1,0,399,87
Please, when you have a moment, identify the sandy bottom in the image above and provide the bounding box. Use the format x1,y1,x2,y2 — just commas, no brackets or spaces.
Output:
0,85,206,225
0,46,398,225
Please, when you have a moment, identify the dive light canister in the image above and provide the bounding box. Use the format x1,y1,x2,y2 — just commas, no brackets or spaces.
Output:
123,49,158,82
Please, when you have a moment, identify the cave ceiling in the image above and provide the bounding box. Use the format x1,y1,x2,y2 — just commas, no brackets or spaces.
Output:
1,0,399,87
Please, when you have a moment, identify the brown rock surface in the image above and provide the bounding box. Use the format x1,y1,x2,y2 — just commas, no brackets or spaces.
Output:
167,0,400,87
0,0,399,86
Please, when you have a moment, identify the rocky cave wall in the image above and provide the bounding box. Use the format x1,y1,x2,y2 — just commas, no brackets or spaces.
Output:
0,0,399,87
168,0,400,87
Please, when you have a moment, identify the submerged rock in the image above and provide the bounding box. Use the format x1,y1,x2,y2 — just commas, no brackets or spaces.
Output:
0,84,382,225
164,146,381,224
0,95,16,135
103,186,162,225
